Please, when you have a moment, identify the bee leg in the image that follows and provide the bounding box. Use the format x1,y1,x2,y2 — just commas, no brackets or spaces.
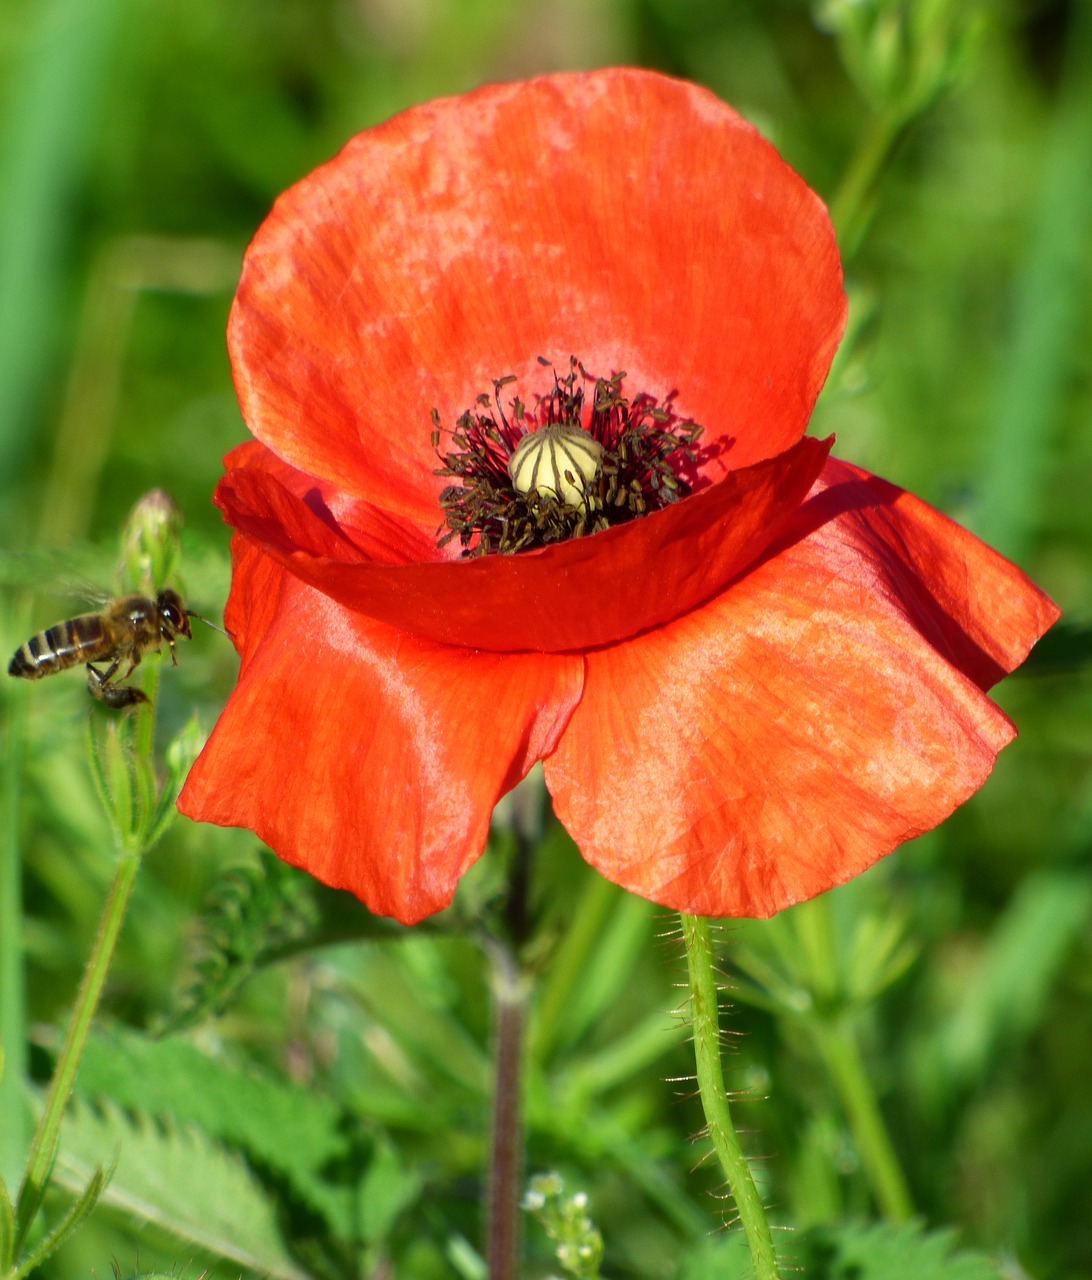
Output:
98,656,123,684
86,664,110,702
86,663,148,709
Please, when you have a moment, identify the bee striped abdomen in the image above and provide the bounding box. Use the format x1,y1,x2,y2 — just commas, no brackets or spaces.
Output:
8,614,112,679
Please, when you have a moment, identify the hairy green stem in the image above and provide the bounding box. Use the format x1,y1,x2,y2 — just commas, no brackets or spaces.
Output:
0,692,29,1191
681,914,779,1280
13,846,141,1248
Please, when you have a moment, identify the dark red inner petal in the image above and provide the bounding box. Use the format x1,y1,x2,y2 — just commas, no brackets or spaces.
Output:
215,433,831,654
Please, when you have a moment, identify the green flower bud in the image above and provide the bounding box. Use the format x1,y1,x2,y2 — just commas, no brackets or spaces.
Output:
118,488,183,595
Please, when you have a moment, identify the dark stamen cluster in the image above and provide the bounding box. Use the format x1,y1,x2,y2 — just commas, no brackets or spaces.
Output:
433,357,703,557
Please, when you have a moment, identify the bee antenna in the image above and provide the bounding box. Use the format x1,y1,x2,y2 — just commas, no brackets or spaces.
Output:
187,610,228,637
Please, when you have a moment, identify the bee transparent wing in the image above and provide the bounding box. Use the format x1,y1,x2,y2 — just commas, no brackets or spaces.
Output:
0,546,115,594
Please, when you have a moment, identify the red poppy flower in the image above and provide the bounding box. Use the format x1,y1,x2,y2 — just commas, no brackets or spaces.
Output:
178,68,1059,925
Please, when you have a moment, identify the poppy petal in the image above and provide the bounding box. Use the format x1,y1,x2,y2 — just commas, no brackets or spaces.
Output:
213,433,831,653
229,68,845,519
222,438,440,564
543,459,1060,917
178,538,585,923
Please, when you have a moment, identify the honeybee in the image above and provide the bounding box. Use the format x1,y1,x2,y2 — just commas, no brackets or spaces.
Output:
8,589,196,708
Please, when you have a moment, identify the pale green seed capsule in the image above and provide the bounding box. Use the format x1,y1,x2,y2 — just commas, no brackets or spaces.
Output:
507,424,604,510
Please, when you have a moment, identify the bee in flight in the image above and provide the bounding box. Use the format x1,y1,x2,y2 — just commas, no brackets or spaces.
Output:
8,589,200,708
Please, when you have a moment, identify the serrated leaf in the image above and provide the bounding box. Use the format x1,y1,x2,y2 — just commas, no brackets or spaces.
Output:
76,1026,370,1238
795,1219,1002,1280
681,1220,1003,1279
53,1098,312,1280
164,851,320,1030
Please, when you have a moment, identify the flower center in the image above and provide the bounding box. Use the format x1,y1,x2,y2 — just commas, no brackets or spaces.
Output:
432,358,703,556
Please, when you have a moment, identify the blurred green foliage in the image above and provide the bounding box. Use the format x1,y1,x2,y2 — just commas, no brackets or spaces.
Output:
1,0,1090,1278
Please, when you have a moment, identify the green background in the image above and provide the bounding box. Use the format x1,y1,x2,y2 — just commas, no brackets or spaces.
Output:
1,1,1089,1277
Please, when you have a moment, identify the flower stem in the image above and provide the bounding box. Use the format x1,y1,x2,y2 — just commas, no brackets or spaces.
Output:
13,846,141,1248
0,689,29,1191
680,913,780,1280
811,1017,914,1221
828,111,908,262
790,895,915,1221
484,939,530,1280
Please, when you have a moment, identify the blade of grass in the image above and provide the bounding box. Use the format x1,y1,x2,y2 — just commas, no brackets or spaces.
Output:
0,0,122,479
973,4,1092,562
937,871,1092,1089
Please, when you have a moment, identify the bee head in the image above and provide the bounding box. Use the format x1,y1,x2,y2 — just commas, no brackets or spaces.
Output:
157,588,192,640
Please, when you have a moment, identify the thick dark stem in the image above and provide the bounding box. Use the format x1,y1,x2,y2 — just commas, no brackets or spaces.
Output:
486,940,528,1280
484,791,539,1278
504,830,532,947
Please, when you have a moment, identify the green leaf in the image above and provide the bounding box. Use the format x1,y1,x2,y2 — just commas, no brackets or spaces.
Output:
795,1219,1003,1279
359,1140,422,1245
680,1219,1003,1279
53,1098,311,1280
142,715,203,849
84,716,159,854
163,850,321,1030
84,718,123,851
76,1026,371,1239
445,1234,487,1280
